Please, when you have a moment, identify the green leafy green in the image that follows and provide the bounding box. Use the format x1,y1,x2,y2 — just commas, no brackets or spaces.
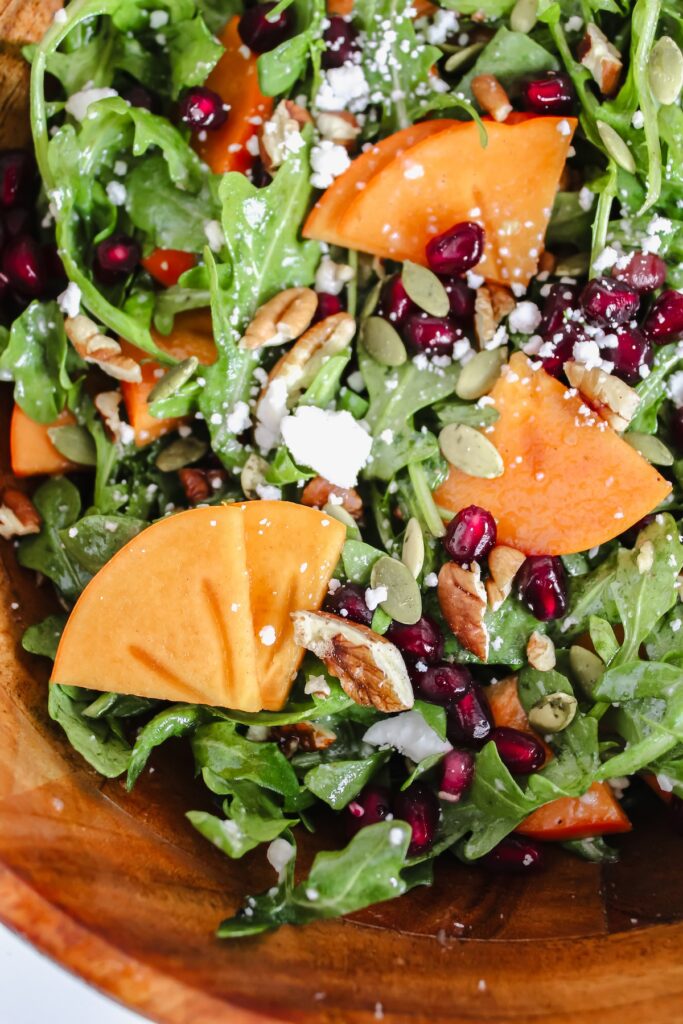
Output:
22,615,68,660
304,750,389,810
455,26,558,102
18,478,91,601
49,684,131,777
0,302,76,423
192,721,300,796
60,514,147,574
258,0,325,96
127,704,216,788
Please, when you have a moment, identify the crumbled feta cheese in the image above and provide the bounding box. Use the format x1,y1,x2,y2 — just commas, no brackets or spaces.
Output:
255,377,289,451
557,119,572,136
280,407,372,488
106,180,127,206
424,572,438,588
53,8,68,23
316,63,370,114
363,710,452,763
347,370,365,393
304,675,331,698
310,141,351,189
365,585,388,611
669,371,683,408
508,301,541,335
631,109,645,129
65,86,118,122
255,483,282,501
578,186,594,211
203,219,225,252
259,625,276,646
572,339,604,370
592,245,619,272
267,837,294,879
226,400,251,434
315,255,355,296
57,281,81,319
113,160,128,177
149,9,169,28
425,8,459,44
564,14,583,31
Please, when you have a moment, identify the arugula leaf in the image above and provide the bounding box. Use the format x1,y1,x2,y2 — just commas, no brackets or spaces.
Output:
645,606,683,665
0,302,76,423
192,721,300,797
258,0,325,95
49,684,131,778
212,679,354,725
22,614,67,660
127,704,216,788
455,27,558,102
563,836,620,863
304,750,389,810
630,343,681,434
188,781,296,858
126,155,220,252
18,478,91,601
60,513,147,574
341,538,384,584
589,615,619,665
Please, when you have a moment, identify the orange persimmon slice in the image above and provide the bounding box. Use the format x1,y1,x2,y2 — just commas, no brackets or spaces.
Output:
142,248,197,288
119,309,217,446
435,353,671,556
194,16,273,175
52,506,261,711
487,676,631,841
238,501,346,710
10,406,78,478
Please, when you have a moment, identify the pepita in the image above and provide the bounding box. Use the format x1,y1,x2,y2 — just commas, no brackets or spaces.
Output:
362,316,407,367
401,260,450,317
510,0,538,33
401,517,425,579
569,644,604,698
360,279,383,320
596,120,636,174
444,41,486,74
528,691,577,733
240,453,270,499
648,36,683,107
155,435,208,472
48,425,97,466
455,348,507,401
148,356,199,404
624,431,674,467
438,423,504,479
370,555,422,625
323,500,360,538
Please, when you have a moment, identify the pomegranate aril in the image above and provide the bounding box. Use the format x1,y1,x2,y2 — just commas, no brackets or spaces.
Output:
179,87,228,131
539,283,580,338
378,274,414,326
0,270,9,302
442,276,475,321
238,2,296,54
409,662,471,707
579,276,640,327
393,783,440,856
609,324,652,385
447,682,493,747
346,784,393,838
612,251,666,293
540,321,583,379
516,555,568,622
489,726,545,774
2,235,45,297
95,234,141,276
439,749,475,802
313,291,343,323
386,616,443,663
521,72,574,115
250,157,272,189
322,16,358,69
0,150,35,209
402,312,463,356
481,835,544,872
443,504,496,564
644,289,683,342
426,221,485,276
323,582,373,627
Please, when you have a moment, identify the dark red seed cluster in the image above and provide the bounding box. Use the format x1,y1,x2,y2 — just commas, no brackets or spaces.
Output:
345,783,441,856
522,72,574,115
443,505,497,565
238,2,296,54
179,87,228,131
322,16,359,69
516,555,568,622
94,234,141,283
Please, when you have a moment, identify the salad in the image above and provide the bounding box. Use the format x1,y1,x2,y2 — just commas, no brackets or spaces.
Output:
1,0,683,939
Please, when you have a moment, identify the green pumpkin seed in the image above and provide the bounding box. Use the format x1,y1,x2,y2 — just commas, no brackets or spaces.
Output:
444,41,486,74
596,121,636,174
240,453,269,499
648,36,683,106
510,0,538,33
362,316,407,367
370,555,422,625
360,279,383,320
155,435,208,472
148,356,199,404
456,348,507,401
528,691,578,734
569,645,604,698
438,423,504,479
401,517,425,579
323,501,360,539
624,431,674,467
401,260,450,317
48,425,97,466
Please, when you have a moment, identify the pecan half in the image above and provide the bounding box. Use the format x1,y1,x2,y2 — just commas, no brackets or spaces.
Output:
259,99,312,172
438,562,489,661
0,489,41,540
65,315,142,383
564,360,639,432
93,390,129,442
486,544,526,611
178,467,227,505
301,476,363,519
471,74,513,122
577,23,622,96
240,287,318,351
270,722,337,756
526,630,556,672
292,610,414,713
475,283,515,348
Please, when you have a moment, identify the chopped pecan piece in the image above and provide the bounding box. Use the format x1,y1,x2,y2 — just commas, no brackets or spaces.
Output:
0,488,41,540
475,283,515,348
577,23,622,96
65,315,142,383
240,287,318,351
301,476,363,519
438,561,489,661
526,630,556,672
564,360,639,432
486,544,526,611
471,74,513,122
271,722,337,756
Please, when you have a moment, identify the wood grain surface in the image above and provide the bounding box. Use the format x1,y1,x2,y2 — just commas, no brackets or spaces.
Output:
1,4,683,1022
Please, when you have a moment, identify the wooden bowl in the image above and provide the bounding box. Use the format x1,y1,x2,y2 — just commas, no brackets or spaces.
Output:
2,7,683,1022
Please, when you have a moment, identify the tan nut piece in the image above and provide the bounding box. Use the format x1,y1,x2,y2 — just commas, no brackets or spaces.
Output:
577,23,623,96
564,360,639,432
240,287,318,351
526,630,557,672
0,489,41,540
486,544,526,611
65,315,142,383
471,74,513,122
438,561,489,661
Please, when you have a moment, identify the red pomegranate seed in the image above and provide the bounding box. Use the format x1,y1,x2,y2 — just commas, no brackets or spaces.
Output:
2,235,45,297
0,270,10,301
402,313,463,356
238,2,296,54
409,662,471,707
122,84,157,112
426,221,485,276
0,150,35,209
179,87,228,131
313,291,343,323
95,234,141,276
345,784,393,838
609,324,653,385
521,72,574,115
489,726,545,774
612,251,667,293
447,682,493,747
481,835,545,872
579,276,640,327
439,749,475,802
516,555,568,622
539,321,584,379
386,616,443,663
393,783,440,856
443,505,497,564
442,276,475,321
323,582,373,627
322,16,358,69
539,282,580,338
643,289,683,342
379,274,415,326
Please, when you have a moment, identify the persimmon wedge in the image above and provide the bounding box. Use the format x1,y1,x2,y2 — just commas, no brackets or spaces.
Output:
305,116,576,287
52,506,262,711
10,406,78,478
194,16,273,174
120,309,216,446
435,353,671,555
142,248,197,288
487,676,631,841
238,501,346,710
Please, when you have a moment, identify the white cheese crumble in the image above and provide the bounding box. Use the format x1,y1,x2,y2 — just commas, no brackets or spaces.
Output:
280,407,372,488
315,255,355,296
203,219,225,252
57,281,81,319
631,110,645,129
225,400,251,434
365,585,388,611
578,186,594,211
106,181,127,206
304,675,331,698
508,301,541,335
669,370,683,408
149,9,169,29
244,196,267,228
310,141,351,189
255,378,289,452
255,483,282,501
363,710,452,764
316,63,370,114
53,8,68,23
65,86,118,122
